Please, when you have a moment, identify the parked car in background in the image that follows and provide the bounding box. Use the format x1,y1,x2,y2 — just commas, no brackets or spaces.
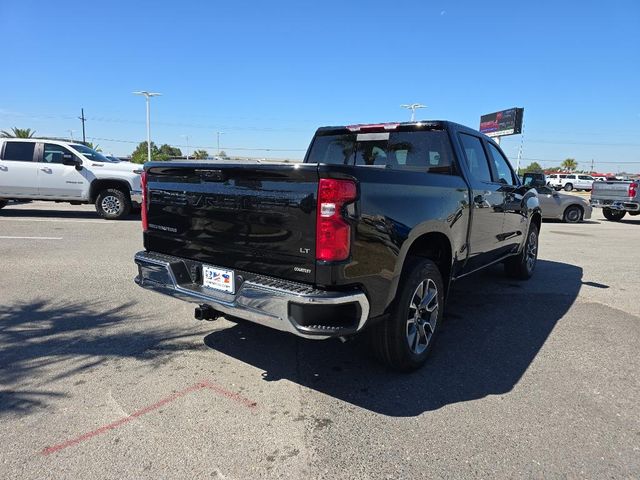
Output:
591,179,640,221
536,185,592,222
0,138,142,219
547,173,594,191
522,172,546,188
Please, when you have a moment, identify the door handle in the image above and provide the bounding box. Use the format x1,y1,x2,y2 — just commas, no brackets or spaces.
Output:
40,167,52,173
0,165,7,172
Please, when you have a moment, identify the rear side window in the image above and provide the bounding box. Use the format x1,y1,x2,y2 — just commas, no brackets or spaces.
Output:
2,141,35,161
308,130,455,174
458,134,492,182
579,175,593,180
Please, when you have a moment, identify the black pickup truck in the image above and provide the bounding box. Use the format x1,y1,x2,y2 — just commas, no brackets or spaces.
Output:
134,121,541,371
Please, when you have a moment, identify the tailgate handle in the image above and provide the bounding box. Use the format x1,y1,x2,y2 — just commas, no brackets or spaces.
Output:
195,169,225,182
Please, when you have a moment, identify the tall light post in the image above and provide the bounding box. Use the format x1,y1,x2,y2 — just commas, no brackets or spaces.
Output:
181,134,190,159
400,103,427,122
216,131,224,155
133,91,162,162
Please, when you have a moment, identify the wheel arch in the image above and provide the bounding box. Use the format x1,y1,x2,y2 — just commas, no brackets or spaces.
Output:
89,179,132,203
385,231,453,314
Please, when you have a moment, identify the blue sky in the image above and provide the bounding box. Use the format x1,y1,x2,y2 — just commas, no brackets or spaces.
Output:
1,0,639,172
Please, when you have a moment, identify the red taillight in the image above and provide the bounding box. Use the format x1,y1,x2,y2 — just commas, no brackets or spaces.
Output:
140,171,148,232
316,178,357,262
629,182,638,198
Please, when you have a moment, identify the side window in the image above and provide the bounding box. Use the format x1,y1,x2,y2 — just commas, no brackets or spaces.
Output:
2,141,35,161
458,133,492,182
487,143,516,185
43,144,75,164
307,134,356,165
579,175,593,180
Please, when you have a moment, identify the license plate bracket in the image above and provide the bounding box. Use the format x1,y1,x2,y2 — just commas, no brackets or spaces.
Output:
202,265,235,294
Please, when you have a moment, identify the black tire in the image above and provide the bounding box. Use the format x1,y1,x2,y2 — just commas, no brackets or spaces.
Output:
563,205,583,223
504,223,539,280
369,258,444,372
564,183,573,192
0,199,7,210
95,188,131,220
602,208,626,222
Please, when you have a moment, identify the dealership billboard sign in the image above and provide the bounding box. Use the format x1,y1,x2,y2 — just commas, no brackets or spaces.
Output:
479,107,524,137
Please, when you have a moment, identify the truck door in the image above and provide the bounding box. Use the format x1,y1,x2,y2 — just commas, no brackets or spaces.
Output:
0,140,39,197
37,143,87,198
485,141,526,254
457,133,506,270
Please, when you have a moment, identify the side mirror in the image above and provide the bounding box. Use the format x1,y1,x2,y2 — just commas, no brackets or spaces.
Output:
62,154,82,170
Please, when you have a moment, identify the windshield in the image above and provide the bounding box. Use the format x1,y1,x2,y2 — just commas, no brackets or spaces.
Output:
70,144,113,162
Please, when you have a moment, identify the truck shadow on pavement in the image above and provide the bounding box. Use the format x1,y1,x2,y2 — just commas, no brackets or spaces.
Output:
0,299,198,416
204,259,583,416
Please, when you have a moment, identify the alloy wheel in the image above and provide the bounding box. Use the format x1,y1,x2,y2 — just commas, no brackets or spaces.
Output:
406,278,439,355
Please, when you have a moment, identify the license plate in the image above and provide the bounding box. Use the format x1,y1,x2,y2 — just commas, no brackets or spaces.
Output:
202,265,235,294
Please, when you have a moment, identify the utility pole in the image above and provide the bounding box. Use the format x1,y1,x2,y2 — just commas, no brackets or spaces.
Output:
133,91,162,162
78,108,86,144
590,158,594,172
67,129,75,142
400,103,426,122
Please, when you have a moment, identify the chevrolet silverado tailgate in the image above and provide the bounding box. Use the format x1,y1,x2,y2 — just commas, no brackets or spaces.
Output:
592,181,632,199
143,162,318,283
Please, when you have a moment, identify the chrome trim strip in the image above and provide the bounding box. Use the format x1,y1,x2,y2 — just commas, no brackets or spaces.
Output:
134,251,370,340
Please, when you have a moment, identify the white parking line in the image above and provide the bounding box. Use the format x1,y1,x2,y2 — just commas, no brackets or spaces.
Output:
0,218,115,224
0,236,63,240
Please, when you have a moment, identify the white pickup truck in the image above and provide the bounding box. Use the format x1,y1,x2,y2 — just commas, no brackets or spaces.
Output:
590,179,640,221
0,138,142,219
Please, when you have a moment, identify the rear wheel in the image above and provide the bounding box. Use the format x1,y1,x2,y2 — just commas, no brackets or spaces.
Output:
504,223,539,280
602,208,626,221
563,205,583,223
369,258,444,372
564,183,573,192
95,188,131,220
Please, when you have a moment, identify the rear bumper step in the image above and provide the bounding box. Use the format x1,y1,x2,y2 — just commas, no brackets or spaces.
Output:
134,251,370,339
590,199,640,211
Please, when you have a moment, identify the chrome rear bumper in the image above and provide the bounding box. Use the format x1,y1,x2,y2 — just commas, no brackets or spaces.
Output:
134,251,370,339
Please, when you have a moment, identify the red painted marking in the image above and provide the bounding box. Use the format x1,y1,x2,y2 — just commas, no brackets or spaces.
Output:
202,380,258,409
41,380,257,456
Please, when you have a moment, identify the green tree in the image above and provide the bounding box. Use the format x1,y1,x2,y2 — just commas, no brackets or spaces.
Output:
1,127,36,138
523,162,543,174
131,141,158,164
561,158,578,171
218,150,229,159
192,149,209,159
158,144,182,158
85,141,102,152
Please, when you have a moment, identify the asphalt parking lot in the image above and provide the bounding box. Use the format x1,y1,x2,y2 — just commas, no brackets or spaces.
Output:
1,201,638,479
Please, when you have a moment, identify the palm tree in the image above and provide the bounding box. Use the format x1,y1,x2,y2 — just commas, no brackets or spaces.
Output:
0,127,36,138
85,141,102,152
561,158,578,171
192,149,209,159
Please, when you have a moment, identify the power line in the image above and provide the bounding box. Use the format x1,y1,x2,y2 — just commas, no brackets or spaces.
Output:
86,136,307,152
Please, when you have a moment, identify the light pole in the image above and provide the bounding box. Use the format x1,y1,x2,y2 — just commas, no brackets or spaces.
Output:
216,131,224,155
67,129,76,142
181,134,190,159
133,91,162,162
400,103,427,122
